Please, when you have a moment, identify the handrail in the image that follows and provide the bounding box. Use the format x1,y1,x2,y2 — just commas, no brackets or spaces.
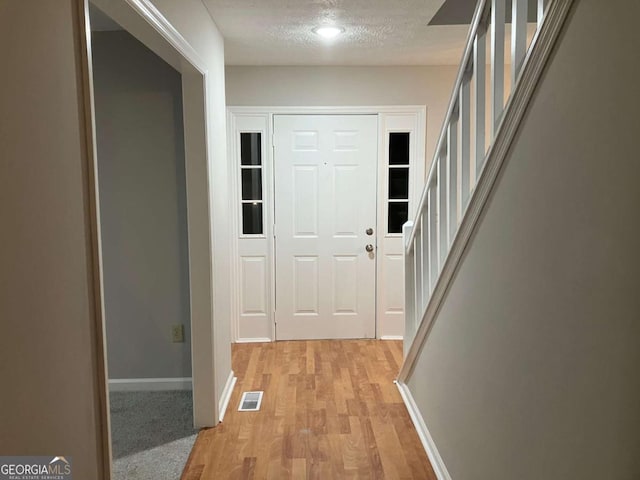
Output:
405,0,488,250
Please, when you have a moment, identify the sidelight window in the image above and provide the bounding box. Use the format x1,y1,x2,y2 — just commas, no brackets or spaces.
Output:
240,132,264,235
387,132,410,233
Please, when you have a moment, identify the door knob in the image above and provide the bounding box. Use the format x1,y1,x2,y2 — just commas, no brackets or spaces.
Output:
366,228,374,236
365,244,374,253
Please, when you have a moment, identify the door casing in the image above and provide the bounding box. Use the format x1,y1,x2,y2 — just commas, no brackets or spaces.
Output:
227,106,427,343
88,0,220,433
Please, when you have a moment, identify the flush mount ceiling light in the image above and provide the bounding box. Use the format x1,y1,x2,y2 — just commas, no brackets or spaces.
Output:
312,25,345,39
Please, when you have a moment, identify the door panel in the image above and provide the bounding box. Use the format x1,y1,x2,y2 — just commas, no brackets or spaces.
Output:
293,166,319,236
274,115,378,340
293,256,319,314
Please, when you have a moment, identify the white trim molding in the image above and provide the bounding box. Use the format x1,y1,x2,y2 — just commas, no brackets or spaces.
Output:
218,371,237,422
380,335,404,341
117,0,206,73
108,377,193,392
234,337,273,344
92,0,220,429
228,105,428,116
396,381,452,480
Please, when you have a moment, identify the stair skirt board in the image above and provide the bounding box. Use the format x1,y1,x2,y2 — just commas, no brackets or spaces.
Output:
218,371,237,422
108,377,193,392
396,380,452,480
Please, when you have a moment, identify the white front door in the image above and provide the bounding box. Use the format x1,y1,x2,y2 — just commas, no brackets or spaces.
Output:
273,115,378,340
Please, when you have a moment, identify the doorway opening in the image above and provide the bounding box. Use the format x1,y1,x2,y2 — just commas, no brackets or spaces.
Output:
90,6,195,477
86,0,219,477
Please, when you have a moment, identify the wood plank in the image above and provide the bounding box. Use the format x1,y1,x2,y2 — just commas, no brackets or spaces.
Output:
491,0,506,134
428,182,438,292
437,149,448,266
414,219,424,313
181,340,436,479
460,71,472,212
420,209,430,314
511,0,528,82
447,116,459,243
537,0,546,24
474,23,488,175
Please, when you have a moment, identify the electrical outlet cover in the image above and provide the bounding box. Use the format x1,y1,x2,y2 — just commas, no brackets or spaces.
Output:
171,324,184,343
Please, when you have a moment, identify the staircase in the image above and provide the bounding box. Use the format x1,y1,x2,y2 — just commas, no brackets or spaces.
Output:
397,0,577,478
399,0,574,373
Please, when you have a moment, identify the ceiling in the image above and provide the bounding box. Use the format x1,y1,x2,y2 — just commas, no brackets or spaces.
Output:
202,0,477,66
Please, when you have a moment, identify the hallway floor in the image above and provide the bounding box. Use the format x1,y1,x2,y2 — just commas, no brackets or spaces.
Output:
182,340,435,479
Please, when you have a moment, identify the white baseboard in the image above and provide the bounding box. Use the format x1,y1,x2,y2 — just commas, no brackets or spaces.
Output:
380,335,403,341
108,377,192,392
235,337,272,343
218,370,237,422
396,380,452,480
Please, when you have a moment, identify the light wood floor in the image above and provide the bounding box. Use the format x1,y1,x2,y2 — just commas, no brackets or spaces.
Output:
182,340,435,479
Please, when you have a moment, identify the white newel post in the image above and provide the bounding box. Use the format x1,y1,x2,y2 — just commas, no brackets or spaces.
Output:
403,221,415,357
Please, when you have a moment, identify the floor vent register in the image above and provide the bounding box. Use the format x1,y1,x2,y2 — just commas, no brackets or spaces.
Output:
238,391,263,411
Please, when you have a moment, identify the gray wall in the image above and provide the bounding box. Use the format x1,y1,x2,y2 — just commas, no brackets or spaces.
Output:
226,66,458,171
130,0,233,422
406,0,640,479
151,0,234,417
0,1,108,477
92,30,191,379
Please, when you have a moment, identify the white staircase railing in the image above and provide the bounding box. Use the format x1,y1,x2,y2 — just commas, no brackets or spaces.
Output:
402,0,563,358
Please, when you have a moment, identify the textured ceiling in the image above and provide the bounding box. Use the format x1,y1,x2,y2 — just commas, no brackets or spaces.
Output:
202,0,472,66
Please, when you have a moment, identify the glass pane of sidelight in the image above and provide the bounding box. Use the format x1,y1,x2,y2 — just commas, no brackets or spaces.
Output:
241,169,263,201
388,201,409,234
240,132,262,166
242,203,263,235
389,132,410,165
388,168,409,200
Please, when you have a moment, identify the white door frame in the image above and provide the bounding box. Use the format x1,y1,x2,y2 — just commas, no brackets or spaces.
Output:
86,0,219,431
227,106,426,343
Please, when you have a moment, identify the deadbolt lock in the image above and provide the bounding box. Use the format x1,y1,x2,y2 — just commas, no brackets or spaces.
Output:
366,228,374,236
